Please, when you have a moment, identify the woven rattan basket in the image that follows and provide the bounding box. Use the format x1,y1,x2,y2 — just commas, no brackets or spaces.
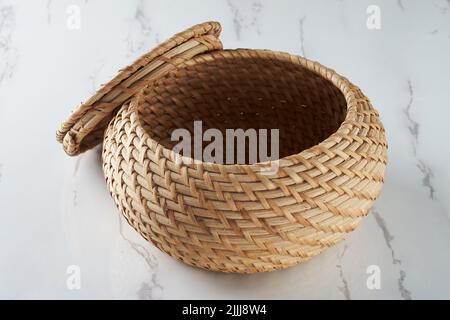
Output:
57,22,387,273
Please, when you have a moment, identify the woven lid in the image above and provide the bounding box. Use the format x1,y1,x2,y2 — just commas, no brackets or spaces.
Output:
56,21,222,156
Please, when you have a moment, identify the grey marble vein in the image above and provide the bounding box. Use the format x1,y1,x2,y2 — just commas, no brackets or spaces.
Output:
403,80,437,200
397,0,405,11
299,16,307,58
336,245,351,300
372,209,412,300
250,1,262,35
134,0,151,36
433,1,449,14
372,210,401,265
417,160,435,199
336,265,350,300
403,80,419,153
226,0,262,40
116,211,162,299
137,274,162,300
0,2,17,86
46,0,52,24
226,0,243,40
398,270,412,300
118,217,157,269
126,0,152,56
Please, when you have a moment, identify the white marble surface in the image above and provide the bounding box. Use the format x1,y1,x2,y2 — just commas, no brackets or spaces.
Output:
0,0,449,299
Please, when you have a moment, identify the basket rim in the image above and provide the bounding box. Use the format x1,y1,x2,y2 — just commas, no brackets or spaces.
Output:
130,48,376,173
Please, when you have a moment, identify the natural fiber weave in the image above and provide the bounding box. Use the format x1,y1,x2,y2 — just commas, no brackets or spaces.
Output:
58,22,387,273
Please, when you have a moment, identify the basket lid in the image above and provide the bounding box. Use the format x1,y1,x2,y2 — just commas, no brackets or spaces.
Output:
57,21,222,156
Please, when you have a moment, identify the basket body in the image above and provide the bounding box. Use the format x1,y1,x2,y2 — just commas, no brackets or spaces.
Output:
101,49,387,273
57,22,387,273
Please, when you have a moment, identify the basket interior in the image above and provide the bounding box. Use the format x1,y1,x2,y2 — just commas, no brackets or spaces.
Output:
137,52,347,164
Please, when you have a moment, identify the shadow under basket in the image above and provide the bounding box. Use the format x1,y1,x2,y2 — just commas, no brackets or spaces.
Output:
57,22,387,273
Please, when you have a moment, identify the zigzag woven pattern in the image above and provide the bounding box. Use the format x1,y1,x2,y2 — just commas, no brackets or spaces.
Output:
102,49,387,273
58,22,387,273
